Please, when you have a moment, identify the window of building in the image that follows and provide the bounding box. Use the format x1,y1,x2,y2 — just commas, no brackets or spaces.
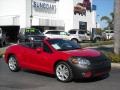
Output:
79,21,87,30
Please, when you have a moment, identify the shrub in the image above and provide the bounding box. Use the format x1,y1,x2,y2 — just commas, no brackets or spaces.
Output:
0,54,2,58
81,40,113,48
105,52,120,63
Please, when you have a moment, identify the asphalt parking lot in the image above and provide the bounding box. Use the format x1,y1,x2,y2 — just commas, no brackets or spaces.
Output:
0,58,120,90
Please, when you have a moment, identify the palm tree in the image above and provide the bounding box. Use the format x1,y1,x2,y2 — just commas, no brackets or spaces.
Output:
101,12,114,30
114,0,120,55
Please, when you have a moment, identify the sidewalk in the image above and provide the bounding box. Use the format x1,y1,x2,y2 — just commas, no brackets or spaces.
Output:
0,47,6,56
112,63,120,68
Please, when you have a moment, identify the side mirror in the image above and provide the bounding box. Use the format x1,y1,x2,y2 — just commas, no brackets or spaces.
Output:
36,48,43,53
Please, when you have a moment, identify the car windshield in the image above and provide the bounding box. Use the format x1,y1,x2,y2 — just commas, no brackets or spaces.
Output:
48,39,80,51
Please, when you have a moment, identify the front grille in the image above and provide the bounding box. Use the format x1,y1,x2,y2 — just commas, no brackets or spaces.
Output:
83,54,111,73
84,54,110,64
94,67,110,73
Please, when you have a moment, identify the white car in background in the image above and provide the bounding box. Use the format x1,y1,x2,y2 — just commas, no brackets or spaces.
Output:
44,30,71,40
102,30,114,40
68,29,103,43
44,30,83,43
44,29,102,43
68,29,90,43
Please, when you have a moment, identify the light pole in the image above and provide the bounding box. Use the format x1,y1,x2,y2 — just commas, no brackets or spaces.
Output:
30,0,33,28
30,15,33,28
96,15,100,29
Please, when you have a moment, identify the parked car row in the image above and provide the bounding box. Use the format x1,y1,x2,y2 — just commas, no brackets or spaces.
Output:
43,29,102,43
0,27,114,47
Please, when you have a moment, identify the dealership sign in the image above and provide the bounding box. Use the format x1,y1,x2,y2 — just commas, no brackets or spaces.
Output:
33,0,56,13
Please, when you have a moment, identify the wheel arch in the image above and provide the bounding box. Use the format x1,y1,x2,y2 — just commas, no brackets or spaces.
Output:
54,60,73,82
6,53,22,65
6,53,15,63
71,38,79,42
53,60,68,73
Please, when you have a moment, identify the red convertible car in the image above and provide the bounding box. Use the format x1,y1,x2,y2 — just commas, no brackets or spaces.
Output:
4,37,111,82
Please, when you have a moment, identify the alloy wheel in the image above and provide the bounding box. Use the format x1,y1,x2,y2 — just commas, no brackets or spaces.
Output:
8,56,20,72
56,62,73,82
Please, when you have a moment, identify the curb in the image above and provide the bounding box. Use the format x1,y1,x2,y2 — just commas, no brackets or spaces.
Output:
112,63,120,68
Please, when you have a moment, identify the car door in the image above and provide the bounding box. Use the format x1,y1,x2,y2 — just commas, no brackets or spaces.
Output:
23,42,55,73
78,31,86,40
69,30,77,38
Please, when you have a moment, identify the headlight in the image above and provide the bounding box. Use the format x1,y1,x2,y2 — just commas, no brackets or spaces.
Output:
70,57,91,68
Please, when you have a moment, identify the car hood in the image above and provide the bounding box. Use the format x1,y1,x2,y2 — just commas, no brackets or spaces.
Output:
61,48,101,57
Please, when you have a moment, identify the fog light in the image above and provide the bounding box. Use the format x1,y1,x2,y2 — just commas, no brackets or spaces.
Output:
82,71,92,78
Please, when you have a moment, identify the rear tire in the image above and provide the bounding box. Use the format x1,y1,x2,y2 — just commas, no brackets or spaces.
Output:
8,55,20,72
71,39,78,43
55,62,73,82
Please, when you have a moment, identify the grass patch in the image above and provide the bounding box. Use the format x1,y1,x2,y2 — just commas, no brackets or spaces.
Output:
81,40,113,48
104,52,120,63
0,47,6,58
81,40,120,63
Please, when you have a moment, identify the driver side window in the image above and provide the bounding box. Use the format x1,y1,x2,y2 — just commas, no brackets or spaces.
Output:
43,43,52,53
19,40,43,49
33,42,43,49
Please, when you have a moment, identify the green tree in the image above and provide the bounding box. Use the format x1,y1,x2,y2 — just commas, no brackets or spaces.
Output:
114,0,120,55
101,12,114,30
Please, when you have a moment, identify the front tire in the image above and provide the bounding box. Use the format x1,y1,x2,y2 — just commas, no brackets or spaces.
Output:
8,55,20,72
55,62,73,82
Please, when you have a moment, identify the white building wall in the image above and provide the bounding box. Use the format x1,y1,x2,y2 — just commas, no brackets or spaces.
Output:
56,0,74,31
0,0,26,27
0,0,96,32
73,0,96,32
92,10,97,29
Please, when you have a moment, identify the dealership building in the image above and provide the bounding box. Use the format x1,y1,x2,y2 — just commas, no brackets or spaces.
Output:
0,0,96,41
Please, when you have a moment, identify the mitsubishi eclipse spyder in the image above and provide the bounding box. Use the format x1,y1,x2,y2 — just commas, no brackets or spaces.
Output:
4,38,111,82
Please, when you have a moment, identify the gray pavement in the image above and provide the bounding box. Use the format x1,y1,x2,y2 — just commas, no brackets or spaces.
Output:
0,58,120,90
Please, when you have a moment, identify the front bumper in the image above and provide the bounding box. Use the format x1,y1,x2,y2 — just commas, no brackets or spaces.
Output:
67,58,111,79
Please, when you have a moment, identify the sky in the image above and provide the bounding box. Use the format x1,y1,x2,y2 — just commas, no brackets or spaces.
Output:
93,0,114,28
